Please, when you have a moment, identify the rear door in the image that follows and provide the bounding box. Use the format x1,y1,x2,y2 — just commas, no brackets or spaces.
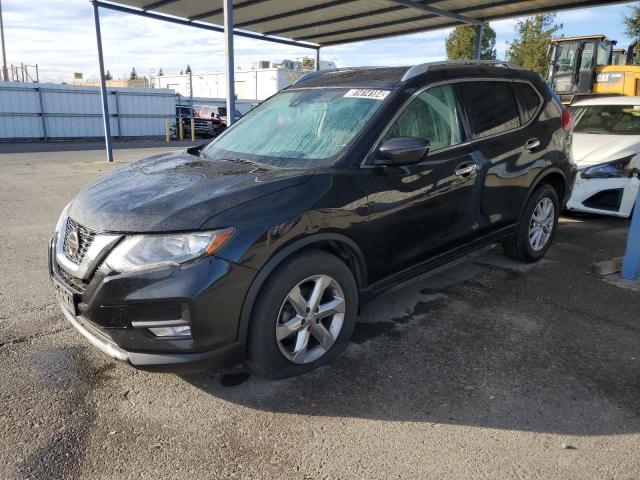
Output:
365,83,482,280
456,80,543,233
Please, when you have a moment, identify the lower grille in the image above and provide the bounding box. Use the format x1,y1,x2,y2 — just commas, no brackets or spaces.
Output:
54,260,90,293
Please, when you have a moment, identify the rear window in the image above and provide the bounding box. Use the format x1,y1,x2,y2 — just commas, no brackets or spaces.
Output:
458,81,521,138
512,82,542,123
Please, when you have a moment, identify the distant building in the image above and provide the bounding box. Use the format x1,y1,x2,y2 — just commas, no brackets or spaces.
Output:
73,77,150,88
151,59,338,101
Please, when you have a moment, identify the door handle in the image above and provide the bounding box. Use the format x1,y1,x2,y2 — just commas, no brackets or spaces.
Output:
454,163,478,178
524,138,541,151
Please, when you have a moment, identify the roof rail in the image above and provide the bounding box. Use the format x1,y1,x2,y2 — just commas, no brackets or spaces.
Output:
401,60,521,82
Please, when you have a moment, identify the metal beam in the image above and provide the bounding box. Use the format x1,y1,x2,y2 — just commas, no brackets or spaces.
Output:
387,0,482,26
93,1,319,50
92,1,113,163
266,4,400,36
223,0,235,127
235,0,358,29
622,193,640,280
319,0,632,47
189,0,270,21
142,0,177,10
474,23,484,60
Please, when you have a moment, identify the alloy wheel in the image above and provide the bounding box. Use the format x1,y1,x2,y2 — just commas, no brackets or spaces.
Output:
529,197,555,251
275,275,346,364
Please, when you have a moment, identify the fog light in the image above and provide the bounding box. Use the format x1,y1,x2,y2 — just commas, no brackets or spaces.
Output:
147,325,192,337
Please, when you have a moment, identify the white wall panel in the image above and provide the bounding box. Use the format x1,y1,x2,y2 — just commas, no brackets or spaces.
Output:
0,82,175,139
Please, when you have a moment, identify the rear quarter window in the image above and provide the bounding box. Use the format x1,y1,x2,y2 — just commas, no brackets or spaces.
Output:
458,81,521,138
512,82,542,123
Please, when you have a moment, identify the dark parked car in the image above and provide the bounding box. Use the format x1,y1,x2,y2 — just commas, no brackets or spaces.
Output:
172,105,222,139
49,62,576,378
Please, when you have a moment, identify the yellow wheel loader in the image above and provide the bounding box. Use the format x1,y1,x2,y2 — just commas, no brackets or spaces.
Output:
547,35,639,104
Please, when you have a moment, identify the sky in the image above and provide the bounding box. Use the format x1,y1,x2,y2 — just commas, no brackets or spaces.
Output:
0,1,637,83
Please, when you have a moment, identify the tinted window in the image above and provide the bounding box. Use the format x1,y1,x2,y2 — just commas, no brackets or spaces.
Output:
512,83,542,123
384,84,461,152
459,82,521,138
555,42,579,74
580,42,596,71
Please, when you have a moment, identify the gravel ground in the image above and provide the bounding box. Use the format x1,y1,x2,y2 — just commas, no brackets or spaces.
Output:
1,142,639,480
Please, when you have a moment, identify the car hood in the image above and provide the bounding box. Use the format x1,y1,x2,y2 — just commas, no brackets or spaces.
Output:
68,151,313,232
572,133,640,167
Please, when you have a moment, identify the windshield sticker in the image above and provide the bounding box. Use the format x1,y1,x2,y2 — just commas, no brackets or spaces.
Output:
344,89,390,100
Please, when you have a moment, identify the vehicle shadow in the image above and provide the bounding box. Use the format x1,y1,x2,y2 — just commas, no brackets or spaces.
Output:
183,238,640,436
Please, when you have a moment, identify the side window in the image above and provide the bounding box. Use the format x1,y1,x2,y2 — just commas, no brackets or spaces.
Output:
512,82,542,124
384,84,461,152
458,81,521,138
580,42,596,71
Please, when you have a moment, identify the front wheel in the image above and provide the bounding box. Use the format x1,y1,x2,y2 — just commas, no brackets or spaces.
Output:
247,250,358,379
503,184,559,263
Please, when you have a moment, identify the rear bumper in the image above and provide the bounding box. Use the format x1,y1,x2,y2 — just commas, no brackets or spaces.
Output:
59,303,244,373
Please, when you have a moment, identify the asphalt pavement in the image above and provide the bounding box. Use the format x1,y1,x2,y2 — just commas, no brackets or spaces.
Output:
1,143,639,480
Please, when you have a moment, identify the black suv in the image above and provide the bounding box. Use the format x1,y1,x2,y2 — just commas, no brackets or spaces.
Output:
49,62,576,378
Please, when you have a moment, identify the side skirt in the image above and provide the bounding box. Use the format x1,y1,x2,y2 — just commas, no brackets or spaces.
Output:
359,225,516,301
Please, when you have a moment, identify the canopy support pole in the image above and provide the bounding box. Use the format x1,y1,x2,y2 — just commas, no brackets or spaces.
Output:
316,48,320,71
92,1,113,162
223,0,235,127
622,193,640,280
474,23,484,60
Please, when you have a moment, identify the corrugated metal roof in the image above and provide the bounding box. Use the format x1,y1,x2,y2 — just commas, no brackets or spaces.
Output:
103,0,629,47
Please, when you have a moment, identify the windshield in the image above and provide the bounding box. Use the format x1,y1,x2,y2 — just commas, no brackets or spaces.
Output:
569,104,640,135
202,88,388,167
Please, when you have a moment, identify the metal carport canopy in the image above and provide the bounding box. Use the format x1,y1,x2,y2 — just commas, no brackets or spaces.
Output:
103,0,628,47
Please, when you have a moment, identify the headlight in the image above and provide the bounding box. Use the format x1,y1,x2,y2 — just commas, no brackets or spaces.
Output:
581,155,636,179
55,202,71,234
105,228,235,273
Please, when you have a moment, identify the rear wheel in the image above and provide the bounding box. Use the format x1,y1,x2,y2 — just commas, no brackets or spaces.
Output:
503,184,559,263
247,250,357,379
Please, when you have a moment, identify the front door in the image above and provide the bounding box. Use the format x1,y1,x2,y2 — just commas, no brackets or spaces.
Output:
364,84,482,282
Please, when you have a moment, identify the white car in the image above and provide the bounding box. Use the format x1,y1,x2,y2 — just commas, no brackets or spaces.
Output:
566,96,640,218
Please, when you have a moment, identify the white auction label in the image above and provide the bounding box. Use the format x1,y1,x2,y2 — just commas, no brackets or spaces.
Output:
343,89,390,100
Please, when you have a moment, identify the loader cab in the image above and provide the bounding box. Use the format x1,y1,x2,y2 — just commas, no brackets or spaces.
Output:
547,35,615,104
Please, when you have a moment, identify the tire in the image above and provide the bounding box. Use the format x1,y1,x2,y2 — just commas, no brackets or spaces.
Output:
247,249,358,379
503,184,560,263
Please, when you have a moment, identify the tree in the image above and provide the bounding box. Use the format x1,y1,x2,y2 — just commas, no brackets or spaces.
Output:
507,14,562,74
445,23,497,60
104,70,113,81
302,57,315,71
158,68,164,76
129,67,138,80
185,65,192,74
180,70,184,75
623,4,640,64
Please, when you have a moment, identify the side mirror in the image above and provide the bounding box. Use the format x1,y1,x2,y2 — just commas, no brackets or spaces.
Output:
186,142,209,156
378,137,430,166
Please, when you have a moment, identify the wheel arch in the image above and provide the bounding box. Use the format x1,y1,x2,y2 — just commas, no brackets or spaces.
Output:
520,168,568,219
236,233,367,344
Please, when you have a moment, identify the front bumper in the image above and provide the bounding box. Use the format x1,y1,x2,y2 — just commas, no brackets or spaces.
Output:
59,304,243,373
567,174,639,218
49,235,254,373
